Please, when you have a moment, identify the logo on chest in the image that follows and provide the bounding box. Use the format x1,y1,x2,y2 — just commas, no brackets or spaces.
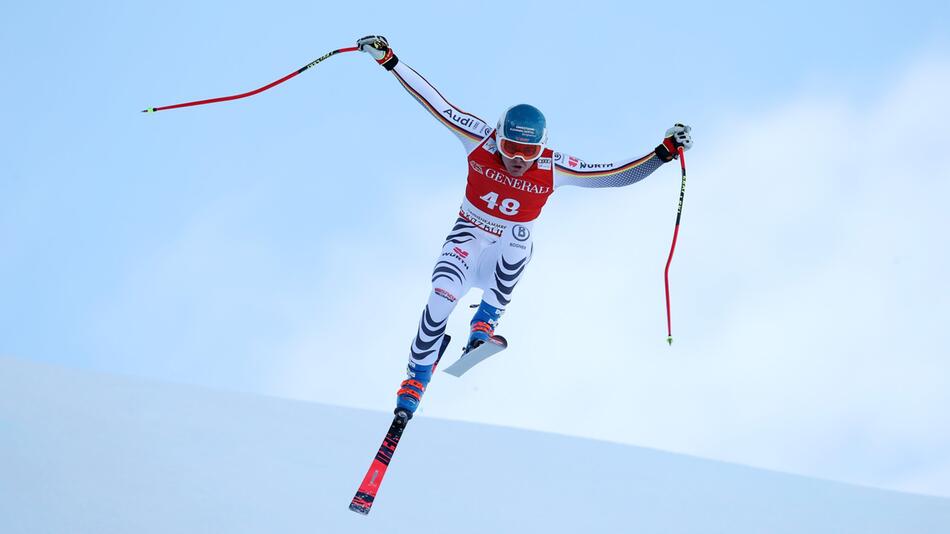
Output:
469,161,552,195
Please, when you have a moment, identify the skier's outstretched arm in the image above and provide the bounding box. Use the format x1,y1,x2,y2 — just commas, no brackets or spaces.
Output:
357,35,491,153
554,124,692,188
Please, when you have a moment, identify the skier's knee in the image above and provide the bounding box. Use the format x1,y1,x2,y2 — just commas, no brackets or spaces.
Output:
430,284,460,306
431,259,468,303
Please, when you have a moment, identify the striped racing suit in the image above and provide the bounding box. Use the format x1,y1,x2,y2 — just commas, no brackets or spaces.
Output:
389,61,667,367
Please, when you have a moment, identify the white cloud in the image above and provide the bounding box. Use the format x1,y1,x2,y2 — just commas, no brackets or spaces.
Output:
270,55,950,497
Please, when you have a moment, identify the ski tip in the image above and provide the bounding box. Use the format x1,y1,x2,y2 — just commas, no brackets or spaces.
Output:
142,107,155,113
666,336,673,346
348,502,371,515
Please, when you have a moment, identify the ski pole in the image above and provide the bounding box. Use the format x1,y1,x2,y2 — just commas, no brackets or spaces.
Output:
142,46,360,113
664,146,687,345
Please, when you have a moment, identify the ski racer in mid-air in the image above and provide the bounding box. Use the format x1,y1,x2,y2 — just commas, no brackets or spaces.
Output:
356,35,693,419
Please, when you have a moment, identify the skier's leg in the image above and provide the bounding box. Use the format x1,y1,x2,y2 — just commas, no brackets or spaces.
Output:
411,217,485,365
397,217,486,414
466,223,534,351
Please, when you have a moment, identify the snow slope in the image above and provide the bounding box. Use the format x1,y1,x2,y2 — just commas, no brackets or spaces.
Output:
1,356,948,534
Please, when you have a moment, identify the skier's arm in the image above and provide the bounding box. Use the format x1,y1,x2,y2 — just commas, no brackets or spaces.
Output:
553,124,692,189
553,151,664,189
357,35,491,152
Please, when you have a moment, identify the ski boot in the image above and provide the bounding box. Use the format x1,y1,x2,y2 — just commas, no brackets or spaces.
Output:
396,334,451,419
464,301,503,354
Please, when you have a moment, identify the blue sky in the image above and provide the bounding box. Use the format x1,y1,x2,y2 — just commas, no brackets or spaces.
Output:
2,0,949,496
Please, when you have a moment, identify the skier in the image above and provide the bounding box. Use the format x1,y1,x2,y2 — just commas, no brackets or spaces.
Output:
356,35,692,418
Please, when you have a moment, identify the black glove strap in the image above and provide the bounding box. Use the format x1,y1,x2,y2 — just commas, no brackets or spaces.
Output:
655,142,674,163
377,50,399,71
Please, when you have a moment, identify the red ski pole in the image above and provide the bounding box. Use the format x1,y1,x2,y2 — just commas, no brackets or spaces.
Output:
664,146,687,345
142,46,359,113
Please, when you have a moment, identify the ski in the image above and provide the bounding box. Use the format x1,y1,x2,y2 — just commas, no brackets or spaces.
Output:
348,410,411,515
442,335,508,377
349,334,452,515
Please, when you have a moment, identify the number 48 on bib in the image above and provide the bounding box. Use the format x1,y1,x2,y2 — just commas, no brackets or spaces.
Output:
479,192,520,216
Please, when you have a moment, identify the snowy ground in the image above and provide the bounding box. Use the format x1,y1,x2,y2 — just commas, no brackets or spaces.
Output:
1,356,948,534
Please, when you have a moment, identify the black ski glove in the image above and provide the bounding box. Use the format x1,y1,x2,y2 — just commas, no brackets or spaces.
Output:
356,35,399,71
655,123,693,162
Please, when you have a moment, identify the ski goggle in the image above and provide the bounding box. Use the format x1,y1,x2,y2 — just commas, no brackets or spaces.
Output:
498,137,544,161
